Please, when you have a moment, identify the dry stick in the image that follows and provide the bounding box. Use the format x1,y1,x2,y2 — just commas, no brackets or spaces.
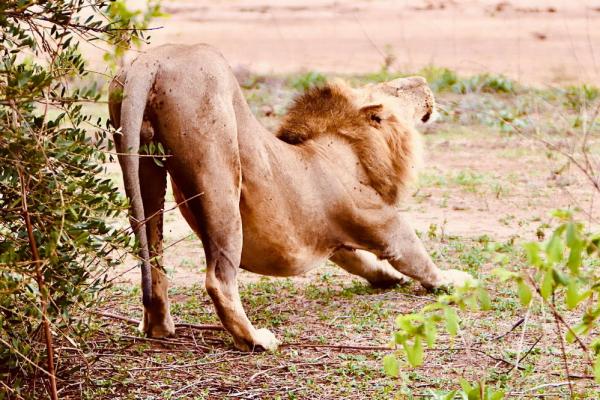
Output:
281,342,390,351
505,335,543,374
0,337,55,379
526,274,592,362
0,381,26,400
171,378,209,397
176,321,224,331
552,295,574,398
520,381,573,394
117,334,192,346
513,304,531,374
93,310,224,331
126,355,249,372
18,170,58,400
492,317,525,341
248,357,329,383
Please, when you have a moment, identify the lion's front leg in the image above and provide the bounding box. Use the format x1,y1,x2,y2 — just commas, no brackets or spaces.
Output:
382,215,473,290
330,249,409,288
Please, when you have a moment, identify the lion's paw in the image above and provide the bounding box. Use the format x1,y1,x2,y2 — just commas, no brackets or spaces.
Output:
139,312,176,338
252,328,281,352
436,269,475,289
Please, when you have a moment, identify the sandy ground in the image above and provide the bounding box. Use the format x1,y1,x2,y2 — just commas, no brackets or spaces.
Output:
101,0,600,86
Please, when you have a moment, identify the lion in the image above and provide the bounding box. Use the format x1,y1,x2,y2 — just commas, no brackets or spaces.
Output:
108,43,472,352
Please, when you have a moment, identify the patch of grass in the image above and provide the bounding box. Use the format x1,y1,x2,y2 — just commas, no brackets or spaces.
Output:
417,65,459,92
452,169,485,192
288,71,327,91
562,84,600,111
454,73,517,94
418,169,448,188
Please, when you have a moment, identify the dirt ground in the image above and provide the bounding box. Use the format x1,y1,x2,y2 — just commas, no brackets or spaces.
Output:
100,0,600,86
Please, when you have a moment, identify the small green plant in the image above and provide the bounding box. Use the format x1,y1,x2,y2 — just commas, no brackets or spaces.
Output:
289,71,327,91
494,210,600,383
418,66,459,92
562,84,600,111
430,379,505,400
384,280,490,372
453,170,485,192
452,73,516,94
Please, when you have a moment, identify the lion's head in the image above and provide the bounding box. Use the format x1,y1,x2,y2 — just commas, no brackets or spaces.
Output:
277,77,434,204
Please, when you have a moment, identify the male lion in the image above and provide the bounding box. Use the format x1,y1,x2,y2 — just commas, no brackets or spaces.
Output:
109,43,472,352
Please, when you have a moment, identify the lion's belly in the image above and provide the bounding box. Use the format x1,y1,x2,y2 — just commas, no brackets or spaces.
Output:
239,228,330,277
238,184,334,277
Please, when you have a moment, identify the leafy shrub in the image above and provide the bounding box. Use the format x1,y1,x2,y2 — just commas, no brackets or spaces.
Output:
494,210,600,380
385,210,600,397
0,0,156,396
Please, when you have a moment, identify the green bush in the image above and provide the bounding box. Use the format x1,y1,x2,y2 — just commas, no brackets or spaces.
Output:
0,1,156,396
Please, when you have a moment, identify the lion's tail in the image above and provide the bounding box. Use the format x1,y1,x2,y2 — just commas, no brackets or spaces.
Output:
118,58,159,309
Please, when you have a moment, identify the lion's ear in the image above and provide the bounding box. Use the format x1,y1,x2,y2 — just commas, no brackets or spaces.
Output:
277,129,306,144
360,104,384,126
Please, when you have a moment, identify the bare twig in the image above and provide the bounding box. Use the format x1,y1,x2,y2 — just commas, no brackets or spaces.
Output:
552,295,574,398
248,355,328,382
505,335,543,374
18,169,58,400
520,381,573,393
513,304,531,374
282,342,390,351
492,317,525,341
93,310,224,331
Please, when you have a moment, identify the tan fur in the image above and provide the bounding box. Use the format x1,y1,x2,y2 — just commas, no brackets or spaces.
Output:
278,82,422,203
109,43,472,352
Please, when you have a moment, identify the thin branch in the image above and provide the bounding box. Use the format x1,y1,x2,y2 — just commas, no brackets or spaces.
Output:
552,295,574,397
526,274,593,365
93,310,224,331
18,169,58,400
282,342,390,351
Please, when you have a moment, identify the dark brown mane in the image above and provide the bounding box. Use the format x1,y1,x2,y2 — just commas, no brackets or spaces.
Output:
277,82,421,204
277,84,364,144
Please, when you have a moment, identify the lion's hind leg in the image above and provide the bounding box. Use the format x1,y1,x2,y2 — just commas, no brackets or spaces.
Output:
138,155,175,338
172,97,280,352
330,249,410,288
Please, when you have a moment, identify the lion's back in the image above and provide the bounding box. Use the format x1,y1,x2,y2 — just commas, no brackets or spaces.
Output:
145,43,237,92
